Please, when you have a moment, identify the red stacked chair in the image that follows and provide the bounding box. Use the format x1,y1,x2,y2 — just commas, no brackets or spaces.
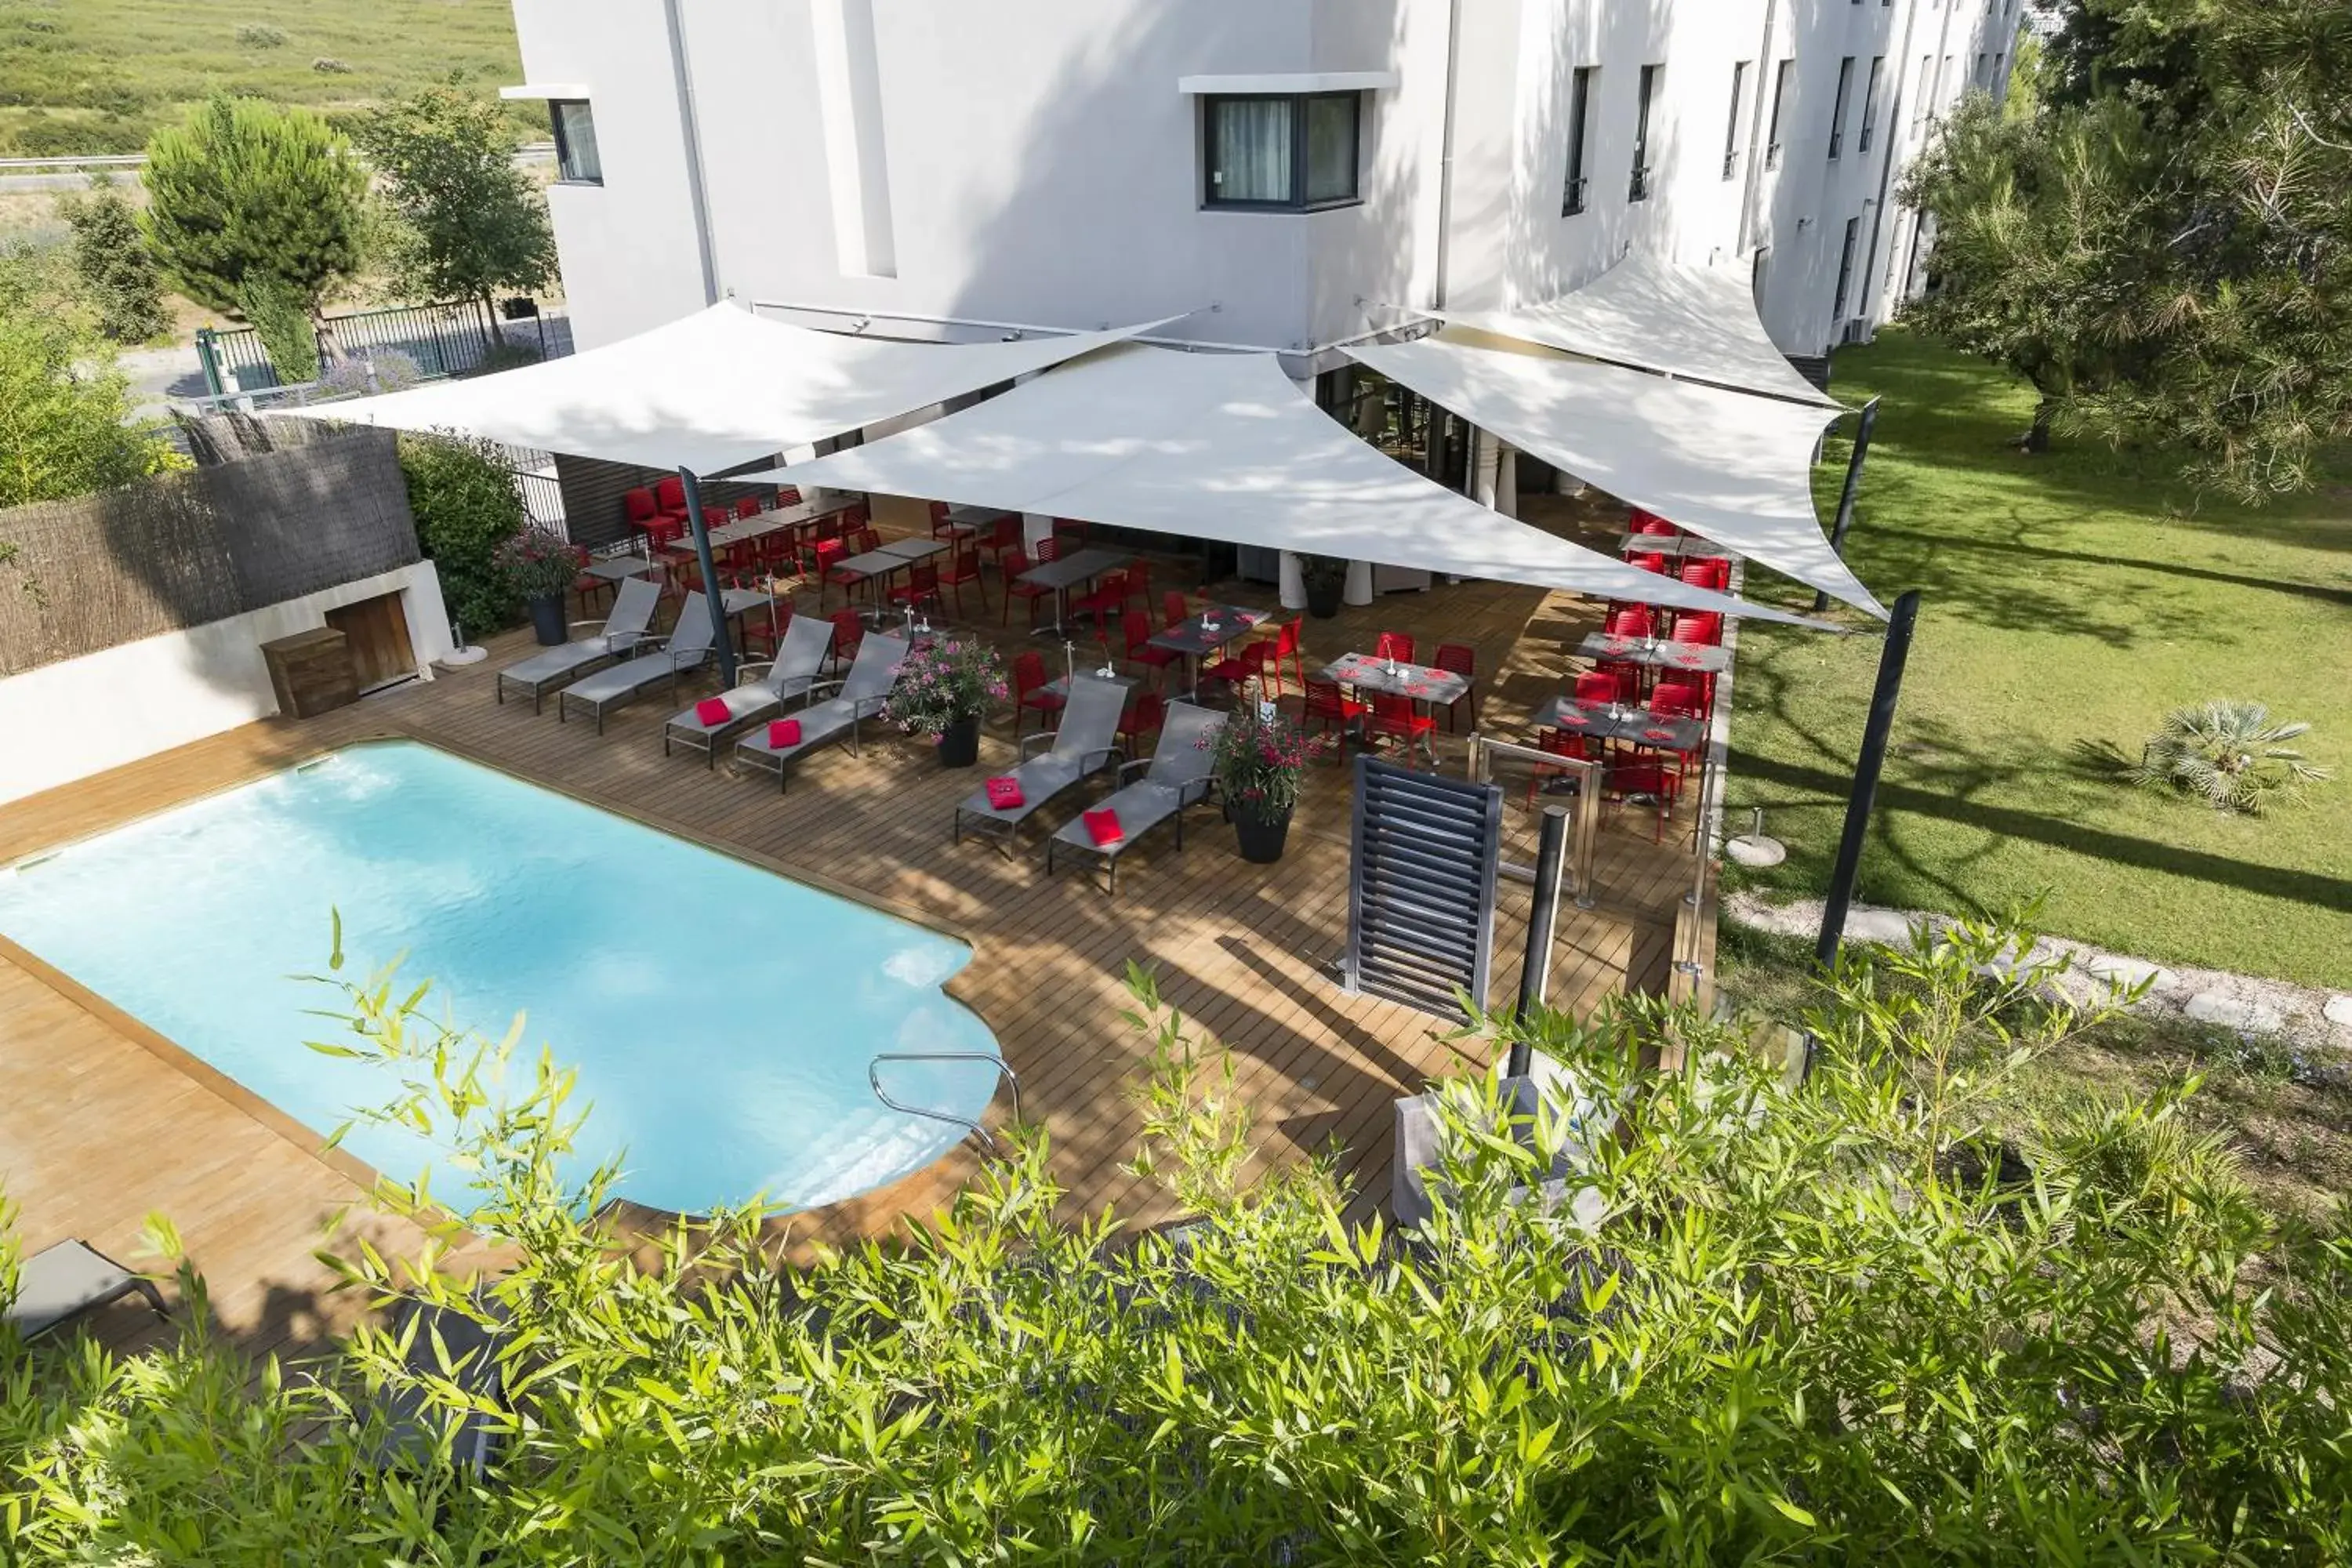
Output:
1604,604,1654,640
1631,509,1678,536
1673,612,1723,647
1301,676,1367,755
938,543,986,617
622,485,660,545
734,495,762,520
1001,550,1054,628
1629,551,1669,575
775,485,803,508
1432,642,1476,731
1011,650,1062,735
1122,611,1182,688
1679,557,1731,592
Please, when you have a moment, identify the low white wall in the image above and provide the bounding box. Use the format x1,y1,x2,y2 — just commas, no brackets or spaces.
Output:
0,562,455,809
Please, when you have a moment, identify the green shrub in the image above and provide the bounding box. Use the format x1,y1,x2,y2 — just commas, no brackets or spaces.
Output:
234,276,318,385
0,254,177,506
5,920,2351,1561
395,432,524,637
57,181,171,345
232,22,285,48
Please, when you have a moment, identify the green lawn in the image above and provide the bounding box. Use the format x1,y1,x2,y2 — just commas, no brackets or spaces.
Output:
1724,332,2352,991
0,0,526,155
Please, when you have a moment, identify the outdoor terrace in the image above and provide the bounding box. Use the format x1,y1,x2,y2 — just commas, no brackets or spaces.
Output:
0,510,1718,1363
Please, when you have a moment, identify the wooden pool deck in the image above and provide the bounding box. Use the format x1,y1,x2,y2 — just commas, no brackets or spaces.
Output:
0,521,1714,1362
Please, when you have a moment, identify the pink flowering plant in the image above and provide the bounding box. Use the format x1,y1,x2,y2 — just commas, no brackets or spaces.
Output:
880,637,1008,739
1204,702,1326,819
495,527,586,600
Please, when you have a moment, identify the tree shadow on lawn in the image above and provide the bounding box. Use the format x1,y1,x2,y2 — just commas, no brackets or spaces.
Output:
1867,522,2352,615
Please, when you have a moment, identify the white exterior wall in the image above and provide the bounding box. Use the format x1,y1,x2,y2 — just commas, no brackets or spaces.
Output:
0,563,454,808
511,0,2020,363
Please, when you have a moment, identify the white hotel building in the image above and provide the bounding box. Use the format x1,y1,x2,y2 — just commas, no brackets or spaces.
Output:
505,0,2020,371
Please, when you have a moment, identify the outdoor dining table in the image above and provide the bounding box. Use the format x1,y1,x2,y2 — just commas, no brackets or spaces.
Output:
1319,652,1470,763
1613,533,1740,561
1015,546,1130,637
1537,695,1703,755
581,554,661,584
1577,631,1731,677
1149,604,1267,701
824,546,914,611
1039,668,1138,702
877,534,951,563
935,503,1014,539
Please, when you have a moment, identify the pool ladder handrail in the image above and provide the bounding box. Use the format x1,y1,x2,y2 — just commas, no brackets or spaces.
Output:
867,1051,1022,1152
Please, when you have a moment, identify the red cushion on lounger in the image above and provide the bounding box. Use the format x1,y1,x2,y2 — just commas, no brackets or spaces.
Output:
985,775,1025,810
1083,808,1123,848
695,697,731,726
766,718,801,747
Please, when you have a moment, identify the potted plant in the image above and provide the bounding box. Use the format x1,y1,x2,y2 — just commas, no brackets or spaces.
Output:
496,527,587,645
1299,554,1349,619
1207,699,1324,863
880,635,1007,768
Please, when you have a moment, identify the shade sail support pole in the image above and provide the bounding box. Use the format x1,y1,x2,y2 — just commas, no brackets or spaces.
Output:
1814,587,1918,975
1812,395,1880,614
678,466,738,688
1509,806,1570,1076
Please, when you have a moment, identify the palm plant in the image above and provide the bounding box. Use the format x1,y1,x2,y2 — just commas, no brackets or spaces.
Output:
2128,699,2329,814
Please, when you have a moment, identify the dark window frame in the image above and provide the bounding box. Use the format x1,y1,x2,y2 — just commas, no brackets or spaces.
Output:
548,99,602,186
1829,56,1854,160
1200,92,1365,213
1858,56,1883,152
1832,216,1861,318
1722,60,1749,179
1563,65,1597,215
1765,58,1792,169
1629,63,1661,201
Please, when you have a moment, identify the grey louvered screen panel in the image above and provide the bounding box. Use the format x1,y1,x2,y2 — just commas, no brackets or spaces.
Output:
1345,757,1503,1021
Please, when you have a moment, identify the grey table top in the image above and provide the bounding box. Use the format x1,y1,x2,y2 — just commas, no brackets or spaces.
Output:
823,547,908,581
1040,669,1139,699
1613,533,1738,561
1149,605,1267,657
877,534,951,562
719,586,777,617
938,504,1014,535
1538,697,1703,752
583,555,660,583
1578,632,1731,675
1319,652,1470,705
1017,546,1129,591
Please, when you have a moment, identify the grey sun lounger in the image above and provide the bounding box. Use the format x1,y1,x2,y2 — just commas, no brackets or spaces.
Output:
661,612,834,767
733,633,909,793
368,1293,511,1478
494,575,661,713
1047,702,1225,894
953,673,1129,857
557,590,717,734
5,1237,171,1340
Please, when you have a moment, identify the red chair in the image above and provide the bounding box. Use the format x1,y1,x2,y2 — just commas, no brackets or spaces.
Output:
573,564,612,615
1162,590,1191,629
1002,550,1054,628
1203,634,1273,700
938,544,986,617
1673,612,1724,647
1119,691,1165,755
1678,557,1722,590
1258,617,1305,699
775,485,803,508
814,514,844,543
623,485,659,533
1432,642,1476,731
1031,534,1063,564
1365,692,1436,761
1301,677,1367,756
1374,630,1414,664
848,523,880,556
1525,726,1598,808
822,608,865,674
1011,650,1062,735
887,561,941,615
1606,756,1684,843
1122,561,1152,617
734,495,762,520
979,515,1022,577
842,503,872,532
1075,567,1129,638
1629,551,1669,575
1051,517,1088,546
740,594,791,660
1595,661,1643,703
1604,604,1653,640
702,505,729,534
1631,509,1677,536
1651,681,1704,716
824,544,869,611
1573,670,1621,707
654,474,688,519
1123,610,1182,688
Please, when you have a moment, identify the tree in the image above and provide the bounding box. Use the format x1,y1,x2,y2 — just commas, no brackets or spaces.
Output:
1901,0,2352,499
354,85,556,339
57,180,171,345
0,254,176,506
396,432,527,637
236,276,321,385
140,94,367,322
6,922,2352,1559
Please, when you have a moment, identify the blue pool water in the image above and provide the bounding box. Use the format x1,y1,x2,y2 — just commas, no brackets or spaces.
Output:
0,742,1001,1215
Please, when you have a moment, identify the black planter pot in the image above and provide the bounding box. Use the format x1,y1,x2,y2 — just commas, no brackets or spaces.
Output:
936,714,982,768
1303,579,1345,619
1232,805,1292,864
528,593,568,646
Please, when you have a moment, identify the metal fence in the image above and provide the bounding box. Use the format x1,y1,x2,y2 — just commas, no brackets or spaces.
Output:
196,299,552,395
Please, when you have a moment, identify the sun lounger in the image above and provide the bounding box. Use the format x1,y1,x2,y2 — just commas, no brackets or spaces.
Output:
494,576,661,713
1047,702,1225,893
661,612,833,767
953,673,1128,856
5,1237,170,1340
733,633,909,793
367,1294,510,1476
557,590,717,734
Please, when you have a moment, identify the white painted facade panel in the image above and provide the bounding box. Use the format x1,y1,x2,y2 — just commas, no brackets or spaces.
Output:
510,0,2020,366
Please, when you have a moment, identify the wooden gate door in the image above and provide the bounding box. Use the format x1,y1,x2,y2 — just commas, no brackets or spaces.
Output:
324,591,418,693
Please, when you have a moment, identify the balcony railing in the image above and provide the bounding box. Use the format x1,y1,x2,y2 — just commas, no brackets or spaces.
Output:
1628,164,1653,201
1828,129,1844,159
1860,123,1876,153
1766,142,1784,170
1563,174,1589,216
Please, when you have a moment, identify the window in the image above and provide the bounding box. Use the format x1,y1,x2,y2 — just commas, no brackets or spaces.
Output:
550,100,602,185
1563,66,1597,214
1991,51,2007,93
1722,60,1749,179
1974,51,1989,88
1913,55,1933,130
1828,56,1854,160
1203,93,1362,210
1858,56,1883,152
1832,216,1860,319
1630,64,1661,201
1765,58,1792,169
1939,54,1955,112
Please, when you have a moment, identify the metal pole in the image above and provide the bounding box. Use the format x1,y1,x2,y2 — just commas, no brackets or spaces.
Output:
1510,806,1570,1075
1813,397,1881,613
677,466,738,687
1814,589,1919,972
195,328,223,399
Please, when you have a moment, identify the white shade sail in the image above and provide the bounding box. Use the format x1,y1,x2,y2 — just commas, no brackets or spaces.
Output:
742,343,1838,630
1348,330,1886,619
267,303,1164,474
1435,249,1844,409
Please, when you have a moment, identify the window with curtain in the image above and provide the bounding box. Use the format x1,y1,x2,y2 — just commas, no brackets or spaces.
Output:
1204,93,1361,210
550,100,602,185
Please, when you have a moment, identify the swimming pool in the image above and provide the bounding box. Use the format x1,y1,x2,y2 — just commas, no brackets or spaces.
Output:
0,742,1002,1216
